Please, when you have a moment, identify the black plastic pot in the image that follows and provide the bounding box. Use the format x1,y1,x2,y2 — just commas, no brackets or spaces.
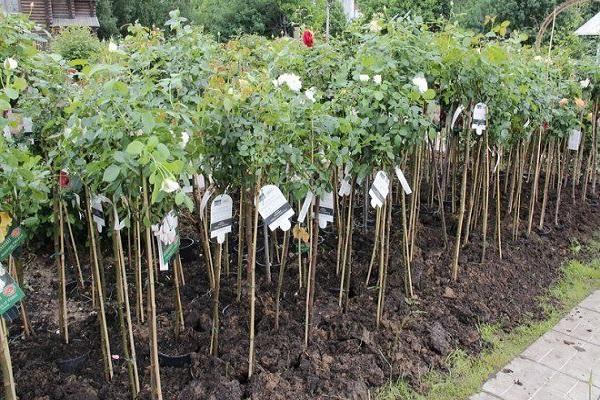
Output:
158,352,192,368
56,351,89,373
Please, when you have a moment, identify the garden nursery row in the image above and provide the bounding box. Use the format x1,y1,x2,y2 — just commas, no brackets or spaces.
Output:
0,9,599,400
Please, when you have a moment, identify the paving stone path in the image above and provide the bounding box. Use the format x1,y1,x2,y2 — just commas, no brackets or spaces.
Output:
471,290,600,400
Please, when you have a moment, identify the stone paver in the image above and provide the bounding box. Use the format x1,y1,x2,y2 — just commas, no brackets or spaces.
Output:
472,290,600,400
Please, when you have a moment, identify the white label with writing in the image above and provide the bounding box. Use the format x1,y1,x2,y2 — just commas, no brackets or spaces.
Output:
210,194,233,244
297,191,314,224
568,129,582,151
258,185,295,232
369,171,390,208
394,167,412,195
318,192,334,229
471,103,487,135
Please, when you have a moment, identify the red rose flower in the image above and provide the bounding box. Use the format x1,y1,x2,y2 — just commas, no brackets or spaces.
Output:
303,30,314,48
59,170,70,188
542,121,549,131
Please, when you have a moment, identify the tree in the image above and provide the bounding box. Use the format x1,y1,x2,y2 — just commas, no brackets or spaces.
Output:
96,0,119,39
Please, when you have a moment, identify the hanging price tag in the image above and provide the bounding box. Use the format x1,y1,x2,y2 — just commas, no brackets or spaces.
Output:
338,165,352,197
471,103,487,135
0,262,24,317
297,191,314,224
194,174,206,191
210,194,233,244
92,194,110,233
318,192,334,229
369,171,390,208
451,105,465,130
394,167,412,195
0,226,26,262
568,129,582,151
182,175,193,194
153,211,179,271
258,185,295,232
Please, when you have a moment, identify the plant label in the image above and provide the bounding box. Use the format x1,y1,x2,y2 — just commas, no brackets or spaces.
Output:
451,105,464,130
369,171,389,208
297,191,314,224
210,194,233,244
91,195,109,233
182,175,193,194
338,176,351,197
199,185,215,220
112,202,127,231
194,174,206,191
394,167,412,195
318,192,334,228
568,129,582,151
0,262,24,317
0,226,26,262
153,211,179,271
471,103,487,135
258,185,295,232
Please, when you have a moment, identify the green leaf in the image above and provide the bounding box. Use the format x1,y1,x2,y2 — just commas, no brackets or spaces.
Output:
126,141,145,156
422,89,436,101
12,77,27,91
175,191,186,206
4,88,18,100
103,164,120,182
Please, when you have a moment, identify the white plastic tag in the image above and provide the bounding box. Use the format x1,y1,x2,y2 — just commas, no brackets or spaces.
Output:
369,171,390,208
258,185,295,232
199,186,215,220
568,129,582,151
471,103,487,135
318,192,334,229
394,167,412,195
210,194,233,244
451,105,465,130
91,194,109,233
297,191,314,224
182,175,193,194
195,174,206,191
152,211,178,271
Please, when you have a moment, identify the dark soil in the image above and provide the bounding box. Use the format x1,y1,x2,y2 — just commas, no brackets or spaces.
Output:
7,184,600,400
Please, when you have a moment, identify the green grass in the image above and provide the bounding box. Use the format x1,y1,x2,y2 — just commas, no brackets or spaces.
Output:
378,239,600,400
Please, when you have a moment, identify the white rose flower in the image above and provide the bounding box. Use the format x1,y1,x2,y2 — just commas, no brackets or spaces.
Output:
369,19,382,33
108,41,119,52
276,73,302,92
580,78,590,88
359,74,370,82
180,131,190,148
305,87,316,102
373,75,382,85
3,58,17,70
412,75,428,93
161,178,180,193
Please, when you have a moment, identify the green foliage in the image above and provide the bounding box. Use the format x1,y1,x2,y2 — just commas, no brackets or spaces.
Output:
50,26,102,63
96,0,119,39
357,0,450,21
194,0,289,40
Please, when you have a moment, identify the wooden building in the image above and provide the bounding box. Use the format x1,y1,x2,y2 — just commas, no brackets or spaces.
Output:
0,0,99,30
